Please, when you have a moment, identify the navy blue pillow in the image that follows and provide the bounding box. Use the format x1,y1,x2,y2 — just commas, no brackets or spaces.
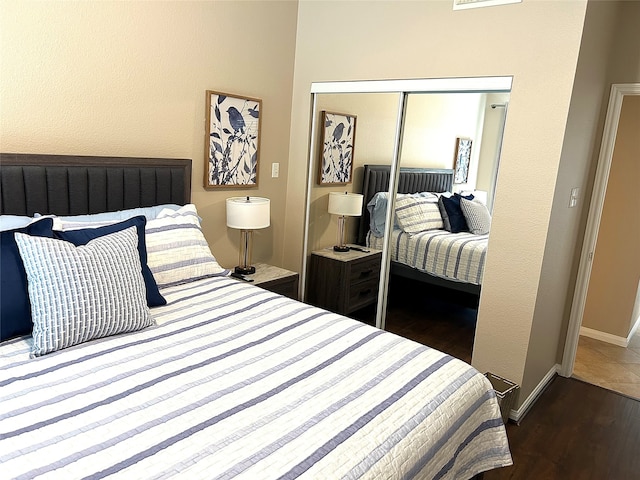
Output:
55,216,166,307
438,193,474,233
0,218,55,341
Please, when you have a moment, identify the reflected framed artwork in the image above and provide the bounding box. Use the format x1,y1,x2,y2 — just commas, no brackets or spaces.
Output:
453,137,472,184
318,111,357,185
205,90,262,189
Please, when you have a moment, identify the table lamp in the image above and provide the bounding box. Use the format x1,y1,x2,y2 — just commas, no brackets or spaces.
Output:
226,196,270,274
328,192,363,252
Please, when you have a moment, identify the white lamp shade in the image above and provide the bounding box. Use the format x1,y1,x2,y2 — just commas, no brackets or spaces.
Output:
328,192,363,217
226,197,270,229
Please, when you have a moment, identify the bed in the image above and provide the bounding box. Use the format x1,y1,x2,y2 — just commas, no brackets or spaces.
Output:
357,165,489,296
0,154,511,479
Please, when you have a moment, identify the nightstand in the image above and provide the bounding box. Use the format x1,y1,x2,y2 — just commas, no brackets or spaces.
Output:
307,246,382,316
242,263,299,300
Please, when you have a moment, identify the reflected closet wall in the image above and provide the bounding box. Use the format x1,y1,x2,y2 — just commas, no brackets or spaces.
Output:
301,78,512,332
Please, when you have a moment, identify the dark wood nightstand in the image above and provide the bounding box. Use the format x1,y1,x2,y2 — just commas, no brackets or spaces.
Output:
307,246,382,316
242,263,299,300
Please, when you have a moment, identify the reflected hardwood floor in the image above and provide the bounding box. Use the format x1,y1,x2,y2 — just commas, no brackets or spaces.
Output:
383,276,477,363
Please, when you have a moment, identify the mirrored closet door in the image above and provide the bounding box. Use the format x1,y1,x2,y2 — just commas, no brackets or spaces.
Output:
380,92,510,355
301,78,512,333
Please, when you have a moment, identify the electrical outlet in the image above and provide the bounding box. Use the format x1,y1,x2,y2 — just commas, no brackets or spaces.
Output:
271,163,279,178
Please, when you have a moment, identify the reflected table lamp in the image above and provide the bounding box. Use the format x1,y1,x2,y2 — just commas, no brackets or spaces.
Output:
226,196,270,274
328,192,363,252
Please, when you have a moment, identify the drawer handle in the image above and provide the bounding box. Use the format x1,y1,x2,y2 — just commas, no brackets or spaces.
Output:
359,289,372,297
359,270,373,278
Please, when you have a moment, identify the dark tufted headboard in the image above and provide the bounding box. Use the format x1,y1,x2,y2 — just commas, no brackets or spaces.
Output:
356,164,454,245
0,153,192,216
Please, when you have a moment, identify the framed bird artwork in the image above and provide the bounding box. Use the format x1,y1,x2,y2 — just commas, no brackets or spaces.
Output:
453,137,473,184
205,90,262,189
318,111,357,185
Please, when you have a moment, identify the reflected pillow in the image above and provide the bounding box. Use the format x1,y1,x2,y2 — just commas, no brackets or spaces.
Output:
367,191,440,237
395,196,443,234
367,192,390,238
438,193,474,233
460,197,492,235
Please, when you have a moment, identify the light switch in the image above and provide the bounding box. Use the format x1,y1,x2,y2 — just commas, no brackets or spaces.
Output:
569,187,579,208
271,163,279,178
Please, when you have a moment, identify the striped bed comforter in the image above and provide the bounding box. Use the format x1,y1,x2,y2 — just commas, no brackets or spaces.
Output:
368,229,488,285
0,276,511,479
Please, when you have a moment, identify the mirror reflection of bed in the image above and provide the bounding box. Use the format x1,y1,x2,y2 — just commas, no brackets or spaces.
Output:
358,164,489,363
305,88,509,363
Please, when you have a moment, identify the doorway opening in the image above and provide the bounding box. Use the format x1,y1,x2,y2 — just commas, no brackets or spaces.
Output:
562,84,640,399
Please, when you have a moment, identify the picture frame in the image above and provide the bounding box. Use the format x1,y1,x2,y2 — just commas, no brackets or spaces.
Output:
453,137,472,184
318,111,357,185
204,90,262,189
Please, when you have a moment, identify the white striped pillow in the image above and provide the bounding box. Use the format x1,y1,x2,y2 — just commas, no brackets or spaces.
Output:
394,196,444,234
15,227,154,357
145,204,228,287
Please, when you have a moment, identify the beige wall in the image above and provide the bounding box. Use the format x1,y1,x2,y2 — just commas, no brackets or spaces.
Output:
401,93,483,187
551,1,640,363
521,0,623,395
582,95,640,337
0,0,298,270
285,0,588,407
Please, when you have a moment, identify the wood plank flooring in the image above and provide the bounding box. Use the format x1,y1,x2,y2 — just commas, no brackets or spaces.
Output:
380,276,640,479
485,376,640,479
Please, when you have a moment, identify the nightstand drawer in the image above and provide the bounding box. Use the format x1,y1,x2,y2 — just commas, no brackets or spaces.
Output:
258,276,298,300
307,248,382,317
347,276,379,313
349,256,380,284
240,263,299,300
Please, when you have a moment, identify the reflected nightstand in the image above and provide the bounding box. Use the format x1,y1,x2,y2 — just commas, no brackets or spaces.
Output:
307,246,382,316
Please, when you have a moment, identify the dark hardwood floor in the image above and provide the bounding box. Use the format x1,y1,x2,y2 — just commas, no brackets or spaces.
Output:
486,376,640,479
377,277,640,479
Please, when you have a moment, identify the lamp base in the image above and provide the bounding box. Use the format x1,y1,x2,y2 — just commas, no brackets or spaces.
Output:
234,265,256,275
333,245,350,253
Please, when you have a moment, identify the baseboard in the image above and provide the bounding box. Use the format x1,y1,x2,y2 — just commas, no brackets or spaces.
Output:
509,363,559,423
628,315,640,342
580,326,628,347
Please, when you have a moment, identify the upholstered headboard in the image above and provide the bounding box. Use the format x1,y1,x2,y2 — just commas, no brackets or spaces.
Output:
0,153,192,216
356,164,454,245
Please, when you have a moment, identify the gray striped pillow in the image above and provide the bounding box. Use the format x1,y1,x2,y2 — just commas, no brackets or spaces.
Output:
395,196,444,234
145,204,228,287
460,197,492,235
15,227,154,357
